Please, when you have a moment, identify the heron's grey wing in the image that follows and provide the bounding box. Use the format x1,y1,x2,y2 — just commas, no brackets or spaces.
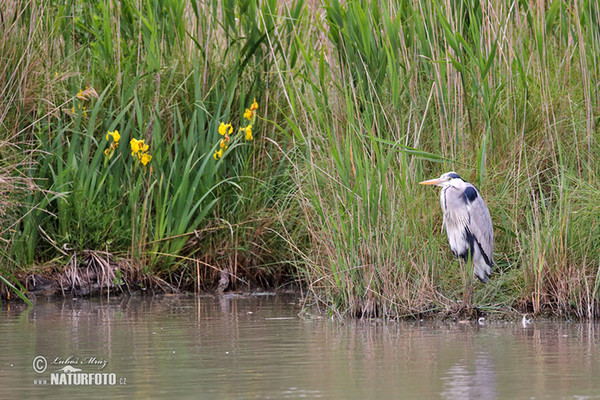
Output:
465,187,494,266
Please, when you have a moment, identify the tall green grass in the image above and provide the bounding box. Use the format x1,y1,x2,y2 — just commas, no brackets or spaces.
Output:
2,0,600,319
1,0,299,295
275,0,600,318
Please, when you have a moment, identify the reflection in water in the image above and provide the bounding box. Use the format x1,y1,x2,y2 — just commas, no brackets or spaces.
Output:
0,296,599,399
442,352,496,400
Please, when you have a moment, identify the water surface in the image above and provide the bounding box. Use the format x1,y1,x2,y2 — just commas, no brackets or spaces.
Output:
1,294,599,399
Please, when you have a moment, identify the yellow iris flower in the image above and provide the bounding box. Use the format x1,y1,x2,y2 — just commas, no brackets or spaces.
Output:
106,130,120,143
214,148,223,160
218,122,233,136
104,130,121,160
244,99,259,121
130,138,140,154
130,137,152,167
130,138,149,156
140,153,152,166
241,125,253,141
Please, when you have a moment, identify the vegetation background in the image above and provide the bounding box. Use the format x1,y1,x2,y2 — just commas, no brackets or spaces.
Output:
1,0,599,319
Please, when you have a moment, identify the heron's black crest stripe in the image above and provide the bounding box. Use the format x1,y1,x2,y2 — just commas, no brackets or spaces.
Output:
462,186,478,203
447,172,462,180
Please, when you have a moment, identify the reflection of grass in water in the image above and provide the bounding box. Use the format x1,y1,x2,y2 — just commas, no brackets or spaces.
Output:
1,1,600,319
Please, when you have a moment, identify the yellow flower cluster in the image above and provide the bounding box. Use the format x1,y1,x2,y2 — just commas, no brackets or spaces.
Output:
130,138,152,166
214,122,232,160
104,130,120,159
241,98,257,140
213,98,258,161
244,98,259,121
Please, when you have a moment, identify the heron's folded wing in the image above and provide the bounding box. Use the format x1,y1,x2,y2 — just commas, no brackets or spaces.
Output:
467,192,494,265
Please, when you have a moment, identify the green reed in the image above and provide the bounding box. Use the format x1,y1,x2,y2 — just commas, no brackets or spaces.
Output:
277,0,600,318
2,0,600,319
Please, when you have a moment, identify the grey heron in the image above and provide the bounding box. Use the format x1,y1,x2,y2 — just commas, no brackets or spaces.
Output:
420,172,494,283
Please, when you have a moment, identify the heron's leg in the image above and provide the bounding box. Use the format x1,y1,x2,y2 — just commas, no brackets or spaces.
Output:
462,256,474,312
462,276,472,311
467,279,474,312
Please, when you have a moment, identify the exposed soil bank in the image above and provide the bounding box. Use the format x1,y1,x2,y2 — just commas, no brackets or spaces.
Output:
14,259,171,298
2,251,294,300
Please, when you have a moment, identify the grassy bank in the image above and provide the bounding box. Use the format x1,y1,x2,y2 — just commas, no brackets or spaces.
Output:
1,0,600,319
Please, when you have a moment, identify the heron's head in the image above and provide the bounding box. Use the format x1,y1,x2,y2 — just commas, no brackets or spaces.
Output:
419,171,463,188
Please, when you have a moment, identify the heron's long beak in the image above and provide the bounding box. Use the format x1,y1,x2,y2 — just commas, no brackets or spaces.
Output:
419,178,441,185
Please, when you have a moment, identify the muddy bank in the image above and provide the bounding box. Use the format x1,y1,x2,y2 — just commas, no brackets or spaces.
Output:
6,251,220,299
16,252,166,298
2,250,291,300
